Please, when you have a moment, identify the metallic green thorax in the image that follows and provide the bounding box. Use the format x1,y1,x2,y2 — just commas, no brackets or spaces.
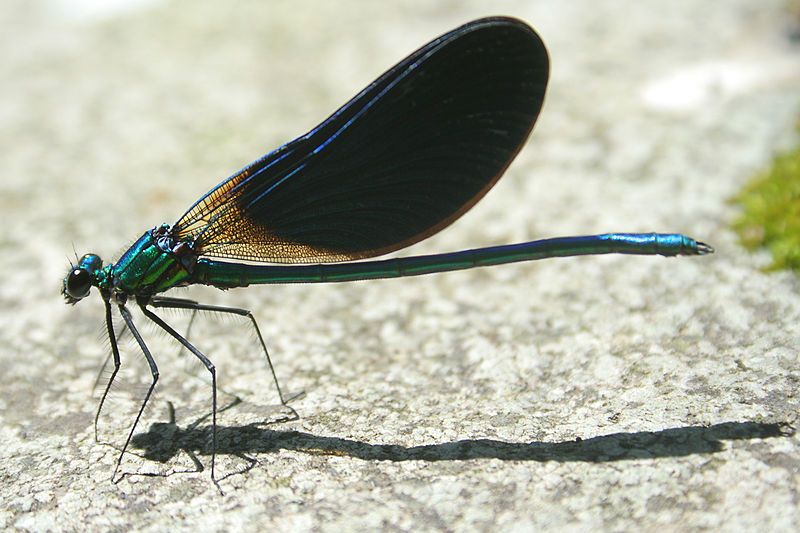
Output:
106,225,194,296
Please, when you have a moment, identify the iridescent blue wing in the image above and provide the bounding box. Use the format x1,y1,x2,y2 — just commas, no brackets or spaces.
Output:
173,17,549,263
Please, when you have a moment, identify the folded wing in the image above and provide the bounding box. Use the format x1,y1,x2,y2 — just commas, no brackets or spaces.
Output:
173,17,549,264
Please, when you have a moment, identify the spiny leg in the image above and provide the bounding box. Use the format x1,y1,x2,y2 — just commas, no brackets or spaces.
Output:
115,304,159,483
139,304,220,488
95,298,123,442
150,296,300,415
151,296,200,359
92,320,128,403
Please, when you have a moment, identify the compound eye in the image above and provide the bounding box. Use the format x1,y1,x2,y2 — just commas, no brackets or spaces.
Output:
66,268,93,299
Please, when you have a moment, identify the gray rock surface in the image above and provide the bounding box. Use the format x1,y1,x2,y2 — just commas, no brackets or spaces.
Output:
1,0,798,531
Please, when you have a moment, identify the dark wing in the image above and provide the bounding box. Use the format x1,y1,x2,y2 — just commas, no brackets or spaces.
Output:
173,17,549,264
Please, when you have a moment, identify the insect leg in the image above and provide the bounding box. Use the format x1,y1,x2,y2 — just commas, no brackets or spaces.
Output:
150,295,200,357
114,304,159,483
150,296,300,413
94,298,123,442
140,304,220,489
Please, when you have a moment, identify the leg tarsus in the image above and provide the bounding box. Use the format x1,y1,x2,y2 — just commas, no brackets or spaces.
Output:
140,304,219,486
114,304,159,483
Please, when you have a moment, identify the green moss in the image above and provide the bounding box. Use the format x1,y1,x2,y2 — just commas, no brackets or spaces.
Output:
732,139,800,273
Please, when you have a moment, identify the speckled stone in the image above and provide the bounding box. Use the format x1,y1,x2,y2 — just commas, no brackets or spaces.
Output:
1,0,798,531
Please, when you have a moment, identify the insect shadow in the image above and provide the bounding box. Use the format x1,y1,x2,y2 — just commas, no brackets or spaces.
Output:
128,406,793,479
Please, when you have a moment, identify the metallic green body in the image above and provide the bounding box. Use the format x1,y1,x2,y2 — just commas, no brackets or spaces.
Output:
106,230,191,296
85,229,708,296
192,233,708,288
